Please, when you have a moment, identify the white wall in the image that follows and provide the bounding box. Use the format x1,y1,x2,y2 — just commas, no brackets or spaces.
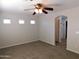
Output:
39,14,55,45
39,7,79,54
54,7,79,54
0,12,39,49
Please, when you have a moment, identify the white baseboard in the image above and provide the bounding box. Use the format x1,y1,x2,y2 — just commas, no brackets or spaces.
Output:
40,39,79,54
39,40,55,46
0,39,38,49
1,39,79,55
67,48,79,54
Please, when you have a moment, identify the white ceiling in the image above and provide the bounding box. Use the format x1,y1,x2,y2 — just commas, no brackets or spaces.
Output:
0,0,79,13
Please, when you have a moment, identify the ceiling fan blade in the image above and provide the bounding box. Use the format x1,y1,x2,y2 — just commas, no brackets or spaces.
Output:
44,7,54,11
24,8,35,11
33,12,36,15
42,10,48,14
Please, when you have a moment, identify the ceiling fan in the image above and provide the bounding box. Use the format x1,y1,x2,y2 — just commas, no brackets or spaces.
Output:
32,3,54,15
24,3,54,15
24,0,64,15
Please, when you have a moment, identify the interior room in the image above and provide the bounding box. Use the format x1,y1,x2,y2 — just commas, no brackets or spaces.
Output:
0,0,79,59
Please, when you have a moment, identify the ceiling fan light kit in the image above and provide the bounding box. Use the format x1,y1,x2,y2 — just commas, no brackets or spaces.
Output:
38,9,42,13
34,9,42,13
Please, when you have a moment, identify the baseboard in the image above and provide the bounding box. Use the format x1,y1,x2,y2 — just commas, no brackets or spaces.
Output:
67,48,79,54
39,40,55,46
0,39,38,49
40,40,79,54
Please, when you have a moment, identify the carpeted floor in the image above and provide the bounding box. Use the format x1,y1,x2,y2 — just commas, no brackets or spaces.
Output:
0,41,79,59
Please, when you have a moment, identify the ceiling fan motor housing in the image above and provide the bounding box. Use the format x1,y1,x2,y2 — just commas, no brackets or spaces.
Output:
35,3,44,9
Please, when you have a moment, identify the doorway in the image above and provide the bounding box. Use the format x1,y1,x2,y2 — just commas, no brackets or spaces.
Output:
55,16,68,49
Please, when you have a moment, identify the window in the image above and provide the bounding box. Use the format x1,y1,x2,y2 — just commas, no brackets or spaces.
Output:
30,20,35,24
19,20,25,24
3,19,11,24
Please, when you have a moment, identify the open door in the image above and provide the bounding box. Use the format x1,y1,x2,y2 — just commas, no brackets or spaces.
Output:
55,16,68,49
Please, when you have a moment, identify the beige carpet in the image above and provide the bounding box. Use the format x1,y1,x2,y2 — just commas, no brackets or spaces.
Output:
0,41,79,59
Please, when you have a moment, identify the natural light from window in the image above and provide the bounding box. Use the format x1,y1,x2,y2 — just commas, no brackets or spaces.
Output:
3,19,11,24
19,20,25,24
30,20,36,24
